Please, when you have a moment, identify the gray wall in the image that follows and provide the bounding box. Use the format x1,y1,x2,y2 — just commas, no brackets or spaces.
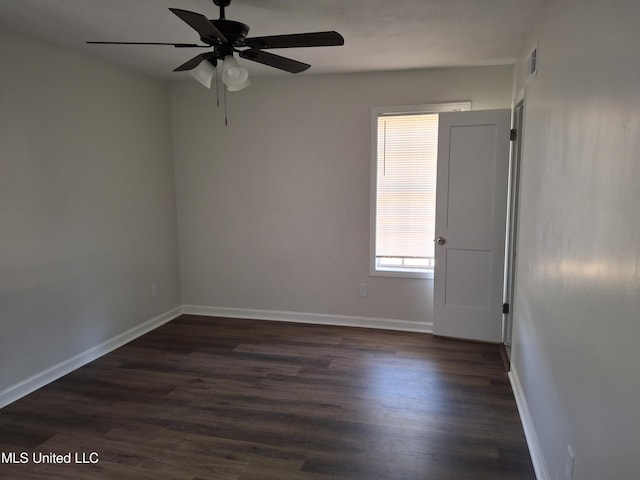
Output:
511,1,640,478
172,66,513,327
0,30,181,397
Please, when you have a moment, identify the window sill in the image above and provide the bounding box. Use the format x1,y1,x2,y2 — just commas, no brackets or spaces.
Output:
370,268,434,280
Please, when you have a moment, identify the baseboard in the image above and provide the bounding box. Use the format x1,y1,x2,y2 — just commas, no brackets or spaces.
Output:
509,365,551,480
182,305,433,334
0,306,183,409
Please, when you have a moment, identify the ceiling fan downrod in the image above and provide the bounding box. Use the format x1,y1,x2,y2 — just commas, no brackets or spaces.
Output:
212,0,231,19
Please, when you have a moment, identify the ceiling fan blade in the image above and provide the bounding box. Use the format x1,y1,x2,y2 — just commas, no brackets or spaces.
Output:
239,49,310,73
173,52,215,72
87,41,209,48
244,31,344,49
169,8,227,44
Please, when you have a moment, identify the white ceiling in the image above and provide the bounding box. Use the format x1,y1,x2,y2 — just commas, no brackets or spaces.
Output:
0,0,545,80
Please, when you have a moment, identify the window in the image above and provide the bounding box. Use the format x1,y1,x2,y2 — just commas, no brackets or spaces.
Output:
370,102,470,278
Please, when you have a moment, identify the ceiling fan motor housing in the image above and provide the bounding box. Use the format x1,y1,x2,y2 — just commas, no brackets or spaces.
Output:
209,20,249,49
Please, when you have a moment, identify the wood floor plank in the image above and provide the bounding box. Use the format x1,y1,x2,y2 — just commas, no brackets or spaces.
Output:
0,315,535,479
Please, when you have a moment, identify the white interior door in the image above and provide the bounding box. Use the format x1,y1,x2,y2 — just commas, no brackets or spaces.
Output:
433,109,510,342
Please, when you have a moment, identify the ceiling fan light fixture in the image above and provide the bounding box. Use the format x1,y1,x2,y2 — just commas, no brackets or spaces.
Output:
190,60,216,88
222,55,250,91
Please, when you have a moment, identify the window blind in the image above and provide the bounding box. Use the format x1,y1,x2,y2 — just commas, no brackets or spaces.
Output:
375,113,438,262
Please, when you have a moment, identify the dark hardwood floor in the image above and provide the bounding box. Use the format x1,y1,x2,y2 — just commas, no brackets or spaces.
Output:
0,315,535,479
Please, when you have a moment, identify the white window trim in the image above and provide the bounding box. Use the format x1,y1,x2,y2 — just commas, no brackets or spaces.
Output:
369,102,471,279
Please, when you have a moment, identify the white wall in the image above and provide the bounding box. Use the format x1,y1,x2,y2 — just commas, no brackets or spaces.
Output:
172,66,513,327
511,1,640,478
0,30,181,400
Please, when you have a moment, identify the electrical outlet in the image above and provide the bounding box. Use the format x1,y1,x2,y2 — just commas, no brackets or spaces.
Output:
150,283,159,298
358,283,368,298
564,445,574,480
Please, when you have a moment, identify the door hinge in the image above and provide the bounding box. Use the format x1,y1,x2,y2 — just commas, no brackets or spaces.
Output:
510,128,518,141
503,303,510,314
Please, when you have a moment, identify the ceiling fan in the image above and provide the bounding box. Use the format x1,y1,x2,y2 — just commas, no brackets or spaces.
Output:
88,0,345,91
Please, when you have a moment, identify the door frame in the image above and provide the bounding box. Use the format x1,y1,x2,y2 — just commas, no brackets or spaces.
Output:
502,97,526,350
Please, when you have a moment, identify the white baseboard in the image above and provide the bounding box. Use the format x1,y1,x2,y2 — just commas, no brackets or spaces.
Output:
509,365,551,480
0,307,183,409
182,305,433,334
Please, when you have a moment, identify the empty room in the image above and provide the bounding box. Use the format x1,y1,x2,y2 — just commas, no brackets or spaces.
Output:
1,1,638,479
